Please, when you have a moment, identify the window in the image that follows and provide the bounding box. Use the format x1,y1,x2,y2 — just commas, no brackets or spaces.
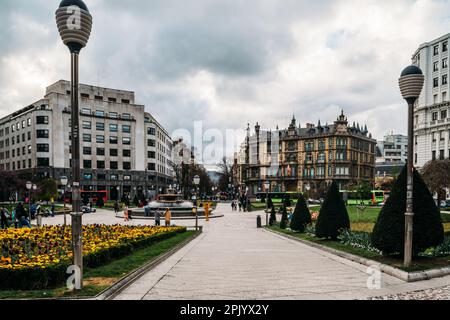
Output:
443,58,448,69
148,139,156,147
444,41,448,52
96,122,105,131
147,127,156,135
432,112,438,121
442,110,448,119
81,93,90,99
22,133,25,142
123,150,131,157
37,144,49,152
96,135,105,144
83,147,92,155
83,134,92,142
124,175,131,181
36,130,49,139
148,163,156,171
110,174,118,181
27,118,31,126
97,174,106,180
82,121,92,129
148,151,156,159
96,148,105,156
123,137,131,145
95,110,105,117
83,160,92,169
83,173,93,180
434,45,439,55
37,158,50,167
122,113,131,119
440,150,445,160
36,116,49,124
97,161,105,169
433,132,437,142
110,149,118,157
28,132,31,140
109,124,118,132
110,136,118,144
440,131,446,141
434,61,439,72
121,99,130,104
122,125,131,133
94,95,103,101
108,97,117,103
22,120,25,129
28,145,31,154
434,78,439,87
432,150,436,160
443,92,448,102
110,161,118,170
123,162,131,170
443,74,448,85
81,108,91,114
109,112,118,119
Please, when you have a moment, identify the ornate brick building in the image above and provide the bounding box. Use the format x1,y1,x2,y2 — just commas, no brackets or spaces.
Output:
234,111,377,197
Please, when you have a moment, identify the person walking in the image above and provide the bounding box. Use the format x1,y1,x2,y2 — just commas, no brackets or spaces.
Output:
16,203,31,228
51,202,55,218
0,207,9,229
155,209,161,226
124,205,130,222
144,203,151,217
114,201,119,214
164,208,172,227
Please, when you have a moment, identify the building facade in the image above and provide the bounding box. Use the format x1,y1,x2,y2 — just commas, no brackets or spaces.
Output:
0,80,174,201
412,34,450,168
376,132,408,164
235,111,377,196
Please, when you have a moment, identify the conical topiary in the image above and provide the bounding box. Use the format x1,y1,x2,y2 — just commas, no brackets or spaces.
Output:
371,166,444,256
290,194,312,232
315,181,350,240
269,206,276,226
280,206,288,229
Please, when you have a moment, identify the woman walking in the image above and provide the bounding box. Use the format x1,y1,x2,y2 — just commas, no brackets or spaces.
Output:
164,208,172,227
124,205,130,222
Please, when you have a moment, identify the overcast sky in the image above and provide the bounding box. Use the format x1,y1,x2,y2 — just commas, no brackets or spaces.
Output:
1,0,450,161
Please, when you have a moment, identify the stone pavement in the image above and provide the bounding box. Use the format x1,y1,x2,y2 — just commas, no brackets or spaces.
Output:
112,204,450,300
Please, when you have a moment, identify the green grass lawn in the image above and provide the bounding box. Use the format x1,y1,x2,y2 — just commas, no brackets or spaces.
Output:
267,225,450,272
0,230,198,300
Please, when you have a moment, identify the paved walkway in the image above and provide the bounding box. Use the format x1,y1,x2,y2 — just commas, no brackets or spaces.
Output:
112,204,450,300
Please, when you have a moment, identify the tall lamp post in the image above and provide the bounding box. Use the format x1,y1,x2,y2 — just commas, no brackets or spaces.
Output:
61,176,68,226
264,180,270,226
56,0,93,290
193,175,200,230
399,65,424,268
26,181,32,222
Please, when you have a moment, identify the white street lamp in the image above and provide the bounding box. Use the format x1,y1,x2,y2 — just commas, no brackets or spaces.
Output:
193,175,200,230
399,65,424,268
264,180,270,226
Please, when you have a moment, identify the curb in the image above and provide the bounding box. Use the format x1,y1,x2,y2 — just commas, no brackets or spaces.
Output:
263,227,450,283
114,214,224,221
95,228,203,300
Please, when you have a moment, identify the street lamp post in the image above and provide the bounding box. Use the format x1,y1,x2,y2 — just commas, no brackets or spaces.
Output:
264,180,270,226
61,176,68,226
399,65,424,268
26,181,32,222
193,175,200,230
56,0,93,290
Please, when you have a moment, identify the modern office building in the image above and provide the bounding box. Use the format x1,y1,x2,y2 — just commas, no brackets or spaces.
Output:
376,132,408,164
234,111,377,196
0,80,174,201
412,33,450,167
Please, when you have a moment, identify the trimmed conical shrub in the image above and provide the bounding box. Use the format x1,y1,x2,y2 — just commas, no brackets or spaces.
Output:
315,181,350,240
371,166,444,256
269,206,276,226
280,206,288,229
290,194,312,232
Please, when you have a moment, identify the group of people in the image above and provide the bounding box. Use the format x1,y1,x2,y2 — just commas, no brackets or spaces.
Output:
120,201,172,227
1,202,33,229
230,196,251,212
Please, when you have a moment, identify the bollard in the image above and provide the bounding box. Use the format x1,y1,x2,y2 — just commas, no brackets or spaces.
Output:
37,214,42,228
257,215,262,228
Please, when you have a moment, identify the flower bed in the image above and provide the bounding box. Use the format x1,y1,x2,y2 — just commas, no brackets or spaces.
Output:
0,225,186,290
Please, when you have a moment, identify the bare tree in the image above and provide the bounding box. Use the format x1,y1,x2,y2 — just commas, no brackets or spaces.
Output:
218,156,232,192
421,159,450,211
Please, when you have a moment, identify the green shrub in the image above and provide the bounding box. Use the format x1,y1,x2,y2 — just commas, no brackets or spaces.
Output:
371,166,444,256
269,207,276,226
280,206,288,230
315,181,350,240
290,194,311,233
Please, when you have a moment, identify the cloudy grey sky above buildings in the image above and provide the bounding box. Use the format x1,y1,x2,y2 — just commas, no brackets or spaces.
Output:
1,0,450,159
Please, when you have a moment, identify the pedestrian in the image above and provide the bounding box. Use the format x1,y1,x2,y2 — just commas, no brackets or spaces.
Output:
155,209,161,226
11,208,18,228
144,203,151,217
51,202,55,217
164,208,172,227
16,203,31,228
114,201,119,214
0,207,9,229
124,205,129,222
238,201,242,212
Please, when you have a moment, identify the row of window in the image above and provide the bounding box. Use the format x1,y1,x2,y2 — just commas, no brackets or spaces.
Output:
73,92,131,104
81,134,131,145
0,131,32,147
433,58,448,72
433,75,448,87
431,150,450,161
431,109,448,121
433,41,448,56
431,130,450,142
82,121,131,133
80,108,132,120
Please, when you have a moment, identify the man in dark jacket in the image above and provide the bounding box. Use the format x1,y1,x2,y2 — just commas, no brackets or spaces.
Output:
0,207,9,229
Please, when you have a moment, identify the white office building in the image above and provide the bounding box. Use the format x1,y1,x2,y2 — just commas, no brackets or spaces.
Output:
0,80,174,201
376,132,408,164
412,33,450,168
